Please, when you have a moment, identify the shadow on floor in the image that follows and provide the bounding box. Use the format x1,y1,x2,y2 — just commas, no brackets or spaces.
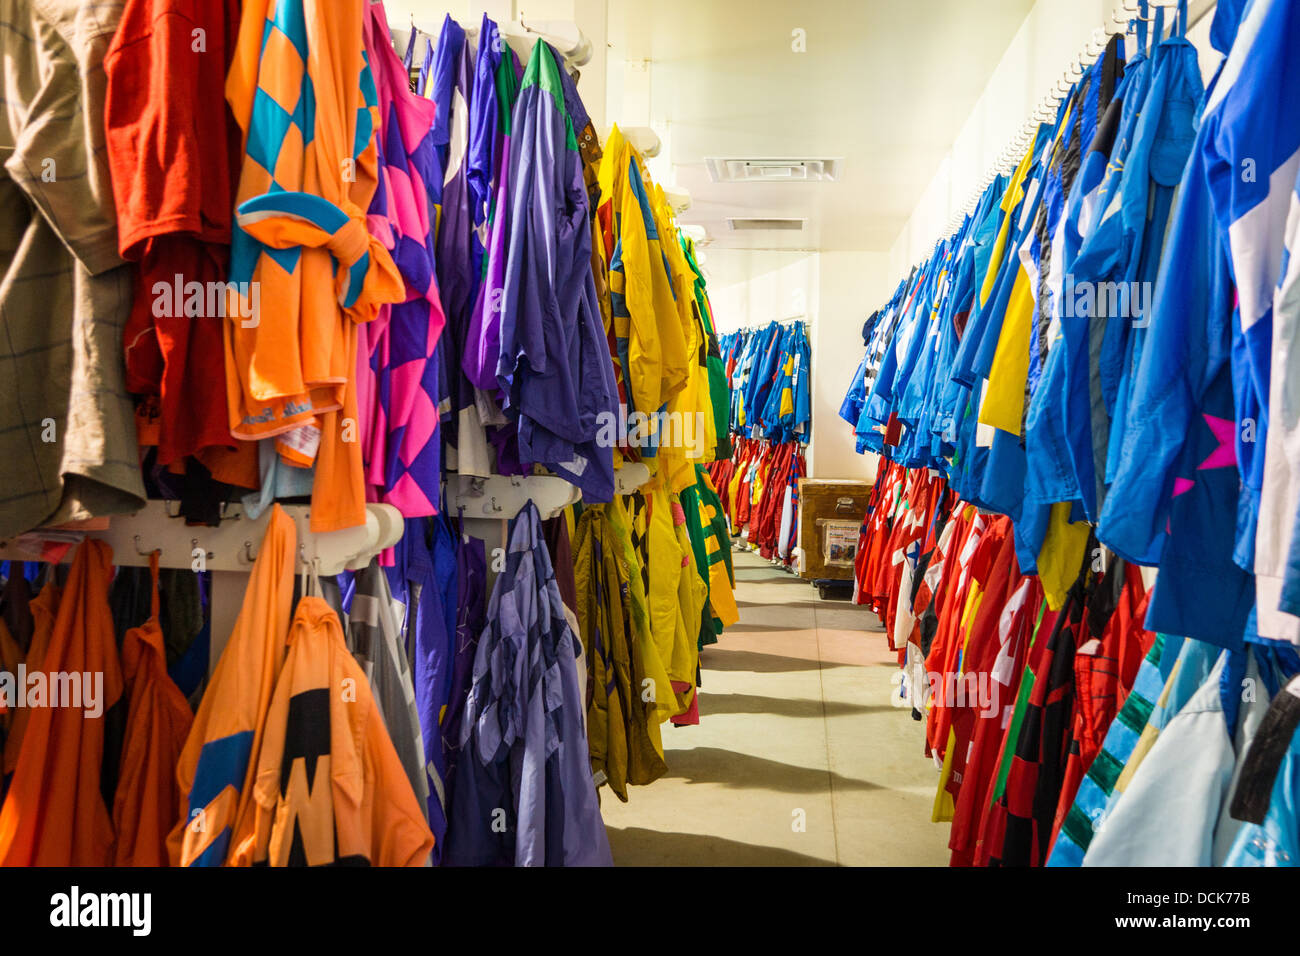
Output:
605,826,834,866
694,691,896,719
660,746,882,794
726,621,817,634
700,648,846,673
732,576,803,589
738,600,816,616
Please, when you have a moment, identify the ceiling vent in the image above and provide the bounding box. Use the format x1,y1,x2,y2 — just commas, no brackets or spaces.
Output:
726,217,806,232
706,158,840,184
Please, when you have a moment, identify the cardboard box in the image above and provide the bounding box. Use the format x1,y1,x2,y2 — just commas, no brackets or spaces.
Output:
797,479,872,580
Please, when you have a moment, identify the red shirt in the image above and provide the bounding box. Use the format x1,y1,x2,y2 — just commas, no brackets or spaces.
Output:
104,0,243,467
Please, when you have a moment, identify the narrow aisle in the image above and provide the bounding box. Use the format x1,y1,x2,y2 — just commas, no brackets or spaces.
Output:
600,550,952,866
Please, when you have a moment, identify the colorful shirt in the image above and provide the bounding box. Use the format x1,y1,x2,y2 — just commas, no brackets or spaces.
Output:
224,0,405,532
497,42,619,502
360,1,446,517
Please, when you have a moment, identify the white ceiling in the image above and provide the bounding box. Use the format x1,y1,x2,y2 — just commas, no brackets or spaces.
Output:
396,0,1037,255
607,0,1037,253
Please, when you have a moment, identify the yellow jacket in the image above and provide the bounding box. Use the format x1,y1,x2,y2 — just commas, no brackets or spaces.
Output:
597,126,689,426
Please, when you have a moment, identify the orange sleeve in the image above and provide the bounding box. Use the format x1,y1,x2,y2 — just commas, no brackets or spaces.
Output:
365,707,435,867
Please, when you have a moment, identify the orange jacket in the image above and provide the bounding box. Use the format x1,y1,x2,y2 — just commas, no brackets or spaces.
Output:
169,504,296,866
2,582,61,777
230,595,433,866
112,552,194,866
0,541,124,866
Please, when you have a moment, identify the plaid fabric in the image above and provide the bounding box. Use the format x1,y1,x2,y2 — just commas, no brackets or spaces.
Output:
0,0,145,538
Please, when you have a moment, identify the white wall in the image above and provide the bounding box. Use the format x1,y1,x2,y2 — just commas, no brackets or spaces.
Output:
811,252,889,481
708,250,819,333
888,0,1109,278
885,0,1225,285
706,249,889,482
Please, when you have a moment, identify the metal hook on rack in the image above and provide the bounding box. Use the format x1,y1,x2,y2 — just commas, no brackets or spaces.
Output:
191,538,214,563
485,496,504,514
133,534,158,557
242,540,257,564
1127,0,1158,22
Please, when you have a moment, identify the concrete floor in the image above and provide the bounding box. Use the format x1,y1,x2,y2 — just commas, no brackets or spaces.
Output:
600,549,953,866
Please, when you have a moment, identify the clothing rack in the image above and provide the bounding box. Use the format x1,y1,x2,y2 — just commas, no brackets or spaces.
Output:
734,316,807,332
396,13,592,72
447,473,580,521
0,500,405,670
447,464,650,569
444,463,651,519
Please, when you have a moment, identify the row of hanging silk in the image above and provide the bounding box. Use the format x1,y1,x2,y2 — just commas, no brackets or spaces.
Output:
402,15,733,498
708,437,802,567
87,0,732,538
843,0,1300,867
718,322,810,444
0,514,467,867
1,1,741,868
378,10,745,852
0,472,742,866
854,458,1300,868
710,323,809,567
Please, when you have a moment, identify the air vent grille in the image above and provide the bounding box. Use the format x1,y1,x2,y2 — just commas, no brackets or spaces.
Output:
726,217,806,232
706,157,840,183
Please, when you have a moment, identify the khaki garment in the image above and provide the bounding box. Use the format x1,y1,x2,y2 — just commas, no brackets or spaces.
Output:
0,0,144,539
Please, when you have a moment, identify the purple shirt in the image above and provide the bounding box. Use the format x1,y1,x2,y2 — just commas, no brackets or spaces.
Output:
445,501,613,866
496,41,618,502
